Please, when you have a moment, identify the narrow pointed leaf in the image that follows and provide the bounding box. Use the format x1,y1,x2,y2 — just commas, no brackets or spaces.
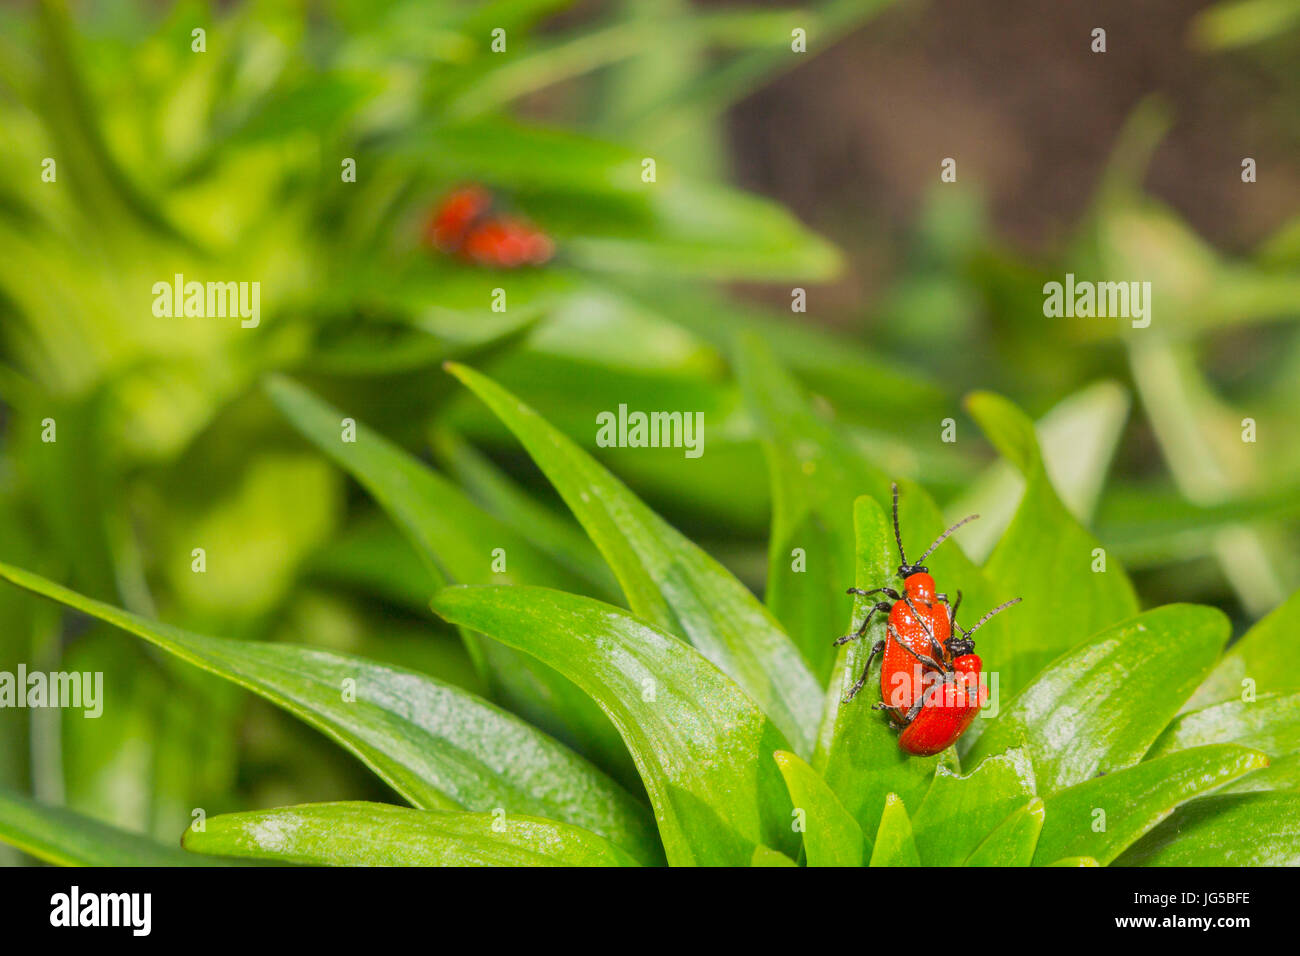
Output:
429,425,619,597
264,374,630,776
868,794,920,867
0,786,211,867
1033,745,1268,865
964,605,1229,794
774,750,866,867
947,381,1130,562
911,748,1037,866
1152,693,1300,757
0,562,661,865
444,362,821,755
1189,588,1300,708
735,332,888,682
183,802,640,867
967,391,1140,696
1148,693,1300,793
1220,754,1300,793
964,798,1045,866
1115,792,1300,866
431,584,796,866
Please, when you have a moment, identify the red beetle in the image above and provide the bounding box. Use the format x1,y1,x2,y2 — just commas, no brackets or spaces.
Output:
893,602,1018,755
837,483,978,706
835,482,1021,755
423,185,554,268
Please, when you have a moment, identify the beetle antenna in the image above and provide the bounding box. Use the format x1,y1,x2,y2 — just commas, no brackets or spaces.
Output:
891,482,907,566
914,513,980,566
956,598,1022,638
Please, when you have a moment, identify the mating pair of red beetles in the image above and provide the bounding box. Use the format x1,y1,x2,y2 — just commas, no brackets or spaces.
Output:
422,185,555,268
836,484,1021,756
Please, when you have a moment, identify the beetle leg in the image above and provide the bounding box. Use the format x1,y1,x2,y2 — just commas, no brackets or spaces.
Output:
872,701,912,726
902,696,927,724
847,586,901,601
842,637,887,704
903,671,958,724
834,602,892,646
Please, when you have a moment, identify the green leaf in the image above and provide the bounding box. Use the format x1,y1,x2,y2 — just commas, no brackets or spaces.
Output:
0,786,209,867
443,362,821,756
308,517,449,615
1033,745,1268,865
868,794,920,867
750,845,799,867
963,798,1045,866
964,605,1229,794
431,584,795,866
773,750,867,867
561,180,843,281
1153,693,1300,756
183,802,641,867
815,497,944,839
622,0,898,153
264,374,630,776
911,748,1037,866
614,281,944,424
264,371,580,589
1191,0,1300,51
1123,339,1287,616
1116,792,1300,866
1149,693,1300,793
966,391,1140,696
946,381,1130,563
735,332,888,681
1096,485,1300,570
1046,856,1099,867
429,425,619,598
0,561,662,865
1217,752,1300,793
1189,588,1300,708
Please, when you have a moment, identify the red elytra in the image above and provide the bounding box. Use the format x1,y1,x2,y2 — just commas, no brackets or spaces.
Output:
423,186,554,268
878,572,951,714
461,217,554,268
893,598,1020,755
896,654,985,757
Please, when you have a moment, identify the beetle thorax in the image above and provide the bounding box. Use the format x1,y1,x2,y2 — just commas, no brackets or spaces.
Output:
902,571,937,605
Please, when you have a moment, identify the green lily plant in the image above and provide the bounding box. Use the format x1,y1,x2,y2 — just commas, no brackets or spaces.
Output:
0,345,1296,867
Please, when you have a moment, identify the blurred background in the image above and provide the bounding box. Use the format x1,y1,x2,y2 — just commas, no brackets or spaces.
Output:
0,0,1297,859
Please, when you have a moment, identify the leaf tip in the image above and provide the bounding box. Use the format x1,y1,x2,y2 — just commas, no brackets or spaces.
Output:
428,584,470,618
964,390,1042,474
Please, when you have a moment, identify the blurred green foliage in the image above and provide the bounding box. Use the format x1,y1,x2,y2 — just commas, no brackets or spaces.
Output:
0,0,1296,860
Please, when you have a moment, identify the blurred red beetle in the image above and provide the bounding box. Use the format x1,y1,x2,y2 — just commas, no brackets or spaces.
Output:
423,185,554,268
